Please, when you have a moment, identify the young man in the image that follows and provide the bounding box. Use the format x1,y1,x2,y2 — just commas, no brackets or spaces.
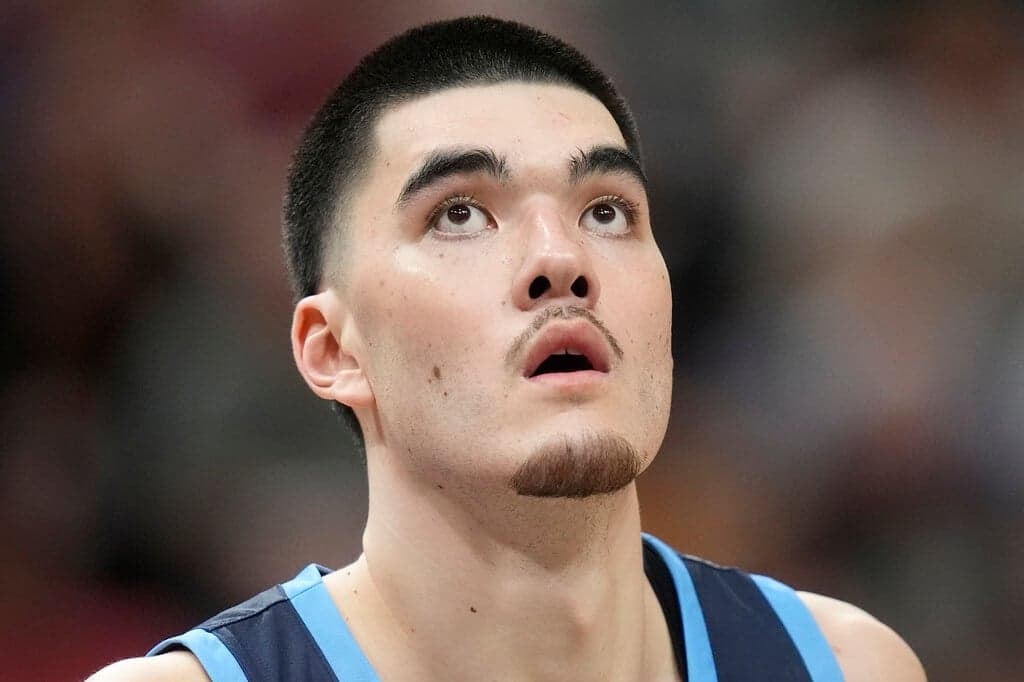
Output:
91,16,926,682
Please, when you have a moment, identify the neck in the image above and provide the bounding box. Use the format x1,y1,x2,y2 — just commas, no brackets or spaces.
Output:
324,448,677,682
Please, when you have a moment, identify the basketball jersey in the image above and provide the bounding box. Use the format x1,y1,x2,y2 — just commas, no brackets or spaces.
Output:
148,533,845,681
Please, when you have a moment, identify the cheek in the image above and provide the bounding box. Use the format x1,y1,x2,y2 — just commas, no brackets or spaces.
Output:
362,243,496,338
613,261,674,438
606,254,673,349
642,266,674,378
352,245,504,425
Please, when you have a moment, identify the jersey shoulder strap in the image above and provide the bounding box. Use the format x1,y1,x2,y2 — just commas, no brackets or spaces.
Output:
148,564,380,682
151,541,844,682
642,533,845,682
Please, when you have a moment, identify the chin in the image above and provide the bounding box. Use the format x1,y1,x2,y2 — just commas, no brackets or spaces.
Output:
508,429,645,498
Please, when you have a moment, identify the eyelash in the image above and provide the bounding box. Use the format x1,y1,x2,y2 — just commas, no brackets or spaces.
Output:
424,193,643,232
425,194,486,230
587,194,641,227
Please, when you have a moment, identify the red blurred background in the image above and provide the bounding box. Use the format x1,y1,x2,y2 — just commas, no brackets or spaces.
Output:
1,2,1021,679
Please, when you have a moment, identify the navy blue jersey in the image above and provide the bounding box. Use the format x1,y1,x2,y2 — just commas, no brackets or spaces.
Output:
149,533,844,681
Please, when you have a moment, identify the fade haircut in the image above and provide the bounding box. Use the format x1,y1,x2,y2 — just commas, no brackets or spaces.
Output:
282,15,642,450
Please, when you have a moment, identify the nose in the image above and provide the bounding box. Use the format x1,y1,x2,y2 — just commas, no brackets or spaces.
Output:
510,207,600,311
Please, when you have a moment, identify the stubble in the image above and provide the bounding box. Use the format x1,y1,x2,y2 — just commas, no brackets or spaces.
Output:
509,432,642,498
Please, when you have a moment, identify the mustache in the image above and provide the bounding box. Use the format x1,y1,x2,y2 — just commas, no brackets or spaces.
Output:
505,305,624,369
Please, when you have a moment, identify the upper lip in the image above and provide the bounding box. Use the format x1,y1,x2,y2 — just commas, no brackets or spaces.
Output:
522,320,612,378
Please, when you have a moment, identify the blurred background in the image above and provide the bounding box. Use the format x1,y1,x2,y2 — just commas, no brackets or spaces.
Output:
1,1,1021,679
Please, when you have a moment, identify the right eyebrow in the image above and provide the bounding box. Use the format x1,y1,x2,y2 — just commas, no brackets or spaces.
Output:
395,147,510,208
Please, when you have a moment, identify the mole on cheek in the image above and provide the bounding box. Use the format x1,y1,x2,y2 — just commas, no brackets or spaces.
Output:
433,365,441,380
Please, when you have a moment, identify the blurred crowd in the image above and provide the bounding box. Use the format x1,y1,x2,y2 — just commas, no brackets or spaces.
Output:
1,1,1021,680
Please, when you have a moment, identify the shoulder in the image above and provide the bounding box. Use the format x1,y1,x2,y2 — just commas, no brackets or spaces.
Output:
86,651,211,682
798,591,927,682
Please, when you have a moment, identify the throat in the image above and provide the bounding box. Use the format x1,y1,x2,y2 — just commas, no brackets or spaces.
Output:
345,491,674,680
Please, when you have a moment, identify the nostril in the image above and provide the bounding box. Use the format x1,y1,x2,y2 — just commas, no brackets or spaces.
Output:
570,276,588,298
529,276,551,299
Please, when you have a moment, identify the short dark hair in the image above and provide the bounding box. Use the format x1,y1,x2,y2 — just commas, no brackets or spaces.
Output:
282,16,642,451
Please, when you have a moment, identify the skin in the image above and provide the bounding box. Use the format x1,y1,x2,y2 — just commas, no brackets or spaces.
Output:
88,83,925,682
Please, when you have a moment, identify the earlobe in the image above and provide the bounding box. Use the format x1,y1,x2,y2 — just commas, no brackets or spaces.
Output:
291,292,374,409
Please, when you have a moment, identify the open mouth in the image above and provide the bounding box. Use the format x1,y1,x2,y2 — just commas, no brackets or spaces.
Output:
530,350,595,376
521,321,612,380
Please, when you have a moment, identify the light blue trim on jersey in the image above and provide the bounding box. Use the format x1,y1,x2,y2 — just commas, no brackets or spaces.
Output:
751,574,846,682
147,628,247,682
642,533,719,682
281,563,381,682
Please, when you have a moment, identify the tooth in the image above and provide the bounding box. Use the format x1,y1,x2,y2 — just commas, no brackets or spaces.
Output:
567,348,582,355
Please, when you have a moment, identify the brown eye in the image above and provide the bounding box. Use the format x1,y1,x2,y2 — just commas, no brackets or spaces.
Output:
581,200,629,235
432,201,493,235
591,203,616,224
447,205,471,225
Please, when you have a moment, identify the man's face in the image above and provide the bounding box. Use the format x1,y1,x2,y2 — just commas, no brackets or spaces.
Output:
338,82,673,496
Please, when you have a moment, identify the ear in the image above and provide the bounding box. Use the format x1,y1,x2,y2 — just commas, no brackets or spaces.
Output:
291,291,374,410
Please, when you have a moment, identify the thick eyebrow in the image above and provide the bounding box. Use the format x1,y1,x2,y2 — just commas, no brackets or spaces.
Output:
395,147,510,207
568,145,647,190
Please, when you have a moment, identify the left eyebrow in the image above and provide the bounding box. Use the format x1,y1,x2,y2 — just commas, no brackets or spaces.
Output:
396,147,510,207
568,145,647,190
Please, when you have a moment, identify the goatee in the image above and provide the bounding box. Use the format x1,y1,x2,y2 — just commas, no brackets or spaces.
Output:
510,432,642,498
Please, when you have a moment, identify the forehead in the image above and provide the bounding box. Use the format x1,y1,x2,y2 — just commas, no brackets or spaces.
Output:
371,82,627,176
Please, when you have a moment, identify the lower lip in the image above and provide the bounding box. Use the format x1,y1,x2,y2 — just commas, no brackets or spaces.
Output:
525,370,608,389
